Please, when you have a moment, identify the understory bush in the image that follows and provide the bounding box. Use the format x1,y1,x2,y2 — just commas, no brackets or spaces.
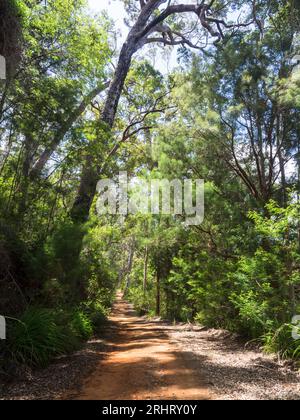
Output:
0,219,117,373
69,309,93,341
81,300,109,330
127,285,156,316
262,323,300,360
2,303,107,370
5,308,80,368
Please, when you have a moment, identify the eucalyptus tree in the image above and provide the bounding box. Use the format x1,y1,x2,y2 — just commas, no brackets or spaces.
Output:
71,0,256,223
163,0,300,209
0,0,22,76
210,0,300,207
0,0,112,220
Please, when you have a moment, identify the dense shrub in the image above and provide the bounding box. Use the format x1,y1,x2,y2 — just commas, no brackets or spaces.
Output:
262,323,300,360
82,300,108,330
126,201,300,361
127,285,156,316
5,308,80,368
70,310,93,340
2,304,107,369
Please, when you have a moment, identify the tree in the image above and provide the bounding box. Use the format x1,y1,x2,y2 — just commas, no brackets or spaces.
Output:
0,0,22,76
71,0,255,223
0,0,112,219
171,1,300,208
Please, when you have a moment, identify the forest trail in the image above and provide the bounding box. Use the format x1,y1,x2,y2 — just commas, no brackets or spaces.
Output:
2,293,299,400
72,292,212,400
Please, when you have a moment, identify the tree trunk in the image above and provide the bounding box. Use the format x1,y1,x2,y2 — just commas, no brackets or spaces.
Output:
18,134,34,218
69,0,164,223
279,148,287,207
143,246,149,295
70,154,101,223
277,114,288,207
125,237,135,291
156,271,160,317
70,41,135,223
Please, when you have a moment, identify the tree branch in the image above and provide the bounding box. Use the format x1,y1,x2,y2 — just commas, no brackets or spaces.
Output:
29,81,110,179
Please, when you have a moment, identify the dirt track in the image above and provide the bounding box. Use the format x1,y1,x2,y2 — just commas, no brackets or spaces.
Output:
2,293,299,400
72,293,212,400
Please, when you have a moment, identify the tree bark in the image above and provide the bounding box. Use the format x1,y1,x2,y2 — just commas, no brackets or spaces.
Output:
18,134,34,218
125,237,135,291
69,0,231,222
70,1,173,223
156,271,160,317
70,40,136,223
143,246,149,295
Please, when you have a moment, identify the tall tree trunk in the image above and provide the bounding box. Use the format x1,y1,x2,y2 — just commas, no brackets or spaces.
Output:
278,147,287,207
70,0,165,223
143,246,149,295
156,271,160,317
125,237,135,292
277,114,288,207
70,42,135,223
18,134,34,219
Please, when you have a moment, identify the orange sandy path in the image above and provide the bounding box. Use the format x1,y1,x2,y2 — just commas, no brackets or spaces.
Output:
71,293,212,400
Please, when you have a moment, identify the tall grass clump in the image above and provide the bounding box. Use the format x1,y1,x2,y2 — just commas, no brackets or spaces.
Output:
5,308,98,369
3,300,110,369
6,308,80,368
262,323,300,360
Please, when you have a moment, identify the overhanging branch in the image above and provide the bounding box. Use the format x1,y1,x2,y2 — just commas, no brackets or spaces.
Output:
138,1,255,48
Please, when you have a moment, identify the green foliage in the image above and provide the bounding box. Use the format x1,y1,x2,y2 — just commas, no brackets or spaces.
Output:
1,0,300,378
263,324,300,360
6,308,80,368
127,285,156,316
70,310,93,341
166,253,236,326
81,300,108,330
3,303,108,369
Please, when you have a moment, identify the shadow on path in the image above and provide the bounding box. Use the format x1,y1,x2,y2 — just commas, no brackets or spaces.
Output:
69,293,212,400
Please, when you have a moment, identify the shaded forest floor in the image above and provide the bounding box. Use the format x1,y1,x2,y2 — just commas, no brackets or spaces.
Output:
1,294,300,400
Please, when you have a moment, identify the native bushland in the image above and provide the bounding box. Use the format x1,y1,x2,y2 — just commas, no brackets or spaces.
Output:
0,0,300,375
